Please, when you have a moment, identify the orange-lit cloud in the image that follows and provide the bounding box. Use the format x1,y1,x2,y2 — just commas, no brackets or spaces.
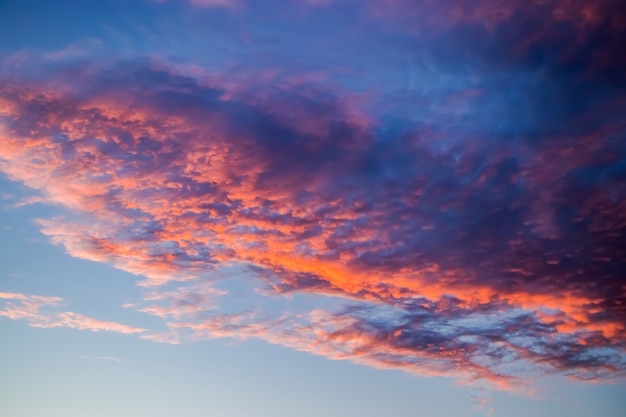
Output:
0,0,625,395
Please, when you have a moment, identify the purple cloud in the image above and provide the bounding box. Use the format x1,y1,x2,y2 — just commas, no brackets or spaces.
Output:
0,0,625,407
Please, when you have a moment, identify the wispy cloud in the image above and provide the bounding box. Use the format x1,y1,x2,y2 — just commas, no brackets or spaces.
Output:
95,355,123,363
0,291,146,334
154,0,243,11
80,355,124,363
124,283,227,319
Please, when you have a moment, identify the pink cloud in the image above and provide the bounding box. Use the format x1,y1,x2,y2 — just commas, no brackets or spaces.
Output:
124,284,227,319
0,291,146,335
0,58,624,393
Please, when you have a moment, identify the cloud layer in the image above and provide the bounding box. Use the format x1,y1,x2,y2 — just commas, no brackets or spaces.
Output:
1,0,625,399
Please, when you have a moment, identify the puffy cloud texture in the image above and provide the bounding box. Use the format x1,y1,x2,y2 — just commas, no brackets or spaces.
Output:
1,0,625,399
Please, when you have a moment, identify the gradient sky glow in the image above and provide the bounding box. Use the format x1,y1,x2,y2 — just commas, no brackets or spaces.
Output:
1,1,626,416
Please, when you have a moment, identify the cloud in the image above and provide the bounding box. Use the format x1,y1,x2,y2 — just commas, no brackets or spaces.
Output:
80,355,124,363
154,0,243,11
95,356,123,363
0,0,625,404
0,291,146,335
124,283,227,319
43,39,104,62
159,294,625,386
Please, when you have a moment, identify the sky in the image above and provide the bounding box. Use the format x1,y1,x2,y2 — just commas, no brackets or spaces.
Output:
0,0,625,416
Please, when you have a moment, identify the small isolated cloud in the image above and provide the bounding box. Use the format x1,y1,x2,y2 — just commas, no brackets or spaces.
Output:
43,38,103,62
80,355,124,363
96,355,123,363
154,0,243,11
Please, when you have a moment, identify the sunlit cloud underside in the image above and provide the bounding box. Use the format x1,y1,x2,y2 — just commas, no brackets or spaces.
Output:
1,0,625,408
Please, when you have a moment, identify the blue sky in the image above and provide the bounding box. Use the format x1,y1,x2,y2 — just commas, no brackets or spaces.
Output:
1,1,625,416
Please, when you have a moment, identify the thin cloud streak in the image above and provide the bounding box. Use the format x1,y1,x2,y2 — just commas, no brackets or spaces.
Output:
0,291,146,335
